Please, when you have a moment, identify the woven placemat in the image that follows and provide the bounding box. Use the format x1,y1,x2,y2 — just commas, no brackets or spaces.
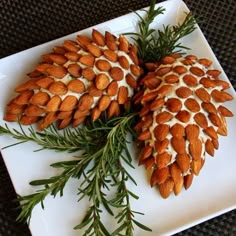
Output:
0,0,235,235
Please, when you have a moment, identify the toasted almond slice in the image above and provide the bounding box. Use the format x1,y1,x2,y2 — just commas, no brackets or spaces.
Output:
76,35,91,48
21,115,39,125
125,74,137,89
155,151,171,168
67,64,81,77
92,29,106,46
118,56,129,69
98,95,111,111
25,105,45,116
59,95,77,111
79,55,95,67
176,153,190,173
158,177,174,199
36,77,54,89
63,40,79,52
78,93,94,111
46,95,62,111
96,59,111,71
95,73,109,90
154,124,169,141
151,167,169,186
30,91,50,106
49,81,68,95
103,49,118,62
110,67,124,81
67,80,85,93
117,86,128,104
15,79,39,92
184,98,200,112
108,100,120,118
64,51,80,61
82,68,96,81
166,98,182,113
86,43,102,57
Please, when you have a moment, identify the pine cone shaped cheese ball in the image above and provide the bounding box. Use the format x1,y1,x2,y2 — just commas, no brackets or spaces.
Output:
4,30,142,130
135,54,234,199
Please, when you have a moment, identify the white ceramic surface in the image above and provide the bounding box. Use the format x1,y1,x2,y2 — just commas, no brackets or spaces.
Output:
0,0,235,235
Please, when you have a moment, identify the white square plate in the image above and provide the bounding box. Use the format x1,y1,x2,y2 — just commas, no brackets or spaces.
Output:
0,0,235,235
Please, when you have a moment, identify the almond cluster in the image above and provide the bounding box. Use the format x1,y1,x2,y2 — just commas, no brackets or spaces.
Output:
135,54,234,198
4,29,142,130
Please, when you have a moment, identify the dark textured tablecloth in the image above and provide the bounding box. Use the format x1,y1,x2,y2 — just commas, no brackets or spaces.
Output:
0,0,235,235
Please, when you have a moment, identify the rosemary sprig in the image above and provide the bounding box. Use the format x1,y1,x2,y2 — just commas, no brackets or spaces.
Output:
129,0,197,63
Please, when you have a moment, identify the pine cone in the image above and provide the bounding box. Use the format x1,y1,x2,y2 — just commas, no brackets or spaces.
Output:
135,54,234,198
4,30,142,130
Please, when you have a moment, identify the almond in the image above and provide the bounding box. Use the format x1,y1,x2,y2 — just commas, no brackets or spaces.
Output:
201,102,217,114
192,159,202,175
67,64,81,77
21,115,39,125
59,95,77,111
156,84,173,96
130,64,142,76
199,77,215,88
151,167,169,186
89,84,103,97
162,56,176,64
95,73,110,90
185,124,199,142
128,51,139,65
46,95,61,111
6,103,25,115
182,59,194,66
190,66,205,76
203,126,218,140
143,76,161,89
142,114,153,129
67,80,85,93
154,124,169,141
208,113,221,127
170,163,183,195
74,109,89,119
189,139,202,160
184,98,200,112
211,89,233,102
118,56,129,69
164,74,179,83
53,46,67,55
24,105,45,116
108,100,120,118
57,111,73,119
145,62,159,71
15,79,39,92
213,80,230,89
4,113,19,122
27,70,42,78
90,107,101,121
79,55,95,67
171,137,186,154
76,35,91,48
118,35,129,53
194,113,208,129
92,29,105,46
78,93,94,111
125,74,137,89
38,112,57,130
58,117,72,129
156,67,172,76
35,63,52,74
30,91,50,106
72,116,86,127
63,40,79,52
107,81,118,96
142,91,159,102
198,58,212,67
212,138,219,150
46,65,67,79
86,43,102,57
170,123,185,137
173,65,187,74
103,49,118,62
137,130,151,141
195,87,211,103
82,68,96,80
150,97,165,111
144,157,155,170
36,77,54,89
175,110,191,123
96,59,111,71
105,31,117,51
139,144,153,162
166,98,182,113
184,173,194,189
155,152,171,169
49,81,68,95
183,74,198,87
139,104,150,117
109,67,124,81
155,111,173,124
117,86,128,104
47,54,67,65
98,95,111,111
185,54,197,60
64,51,80,61
158,177,174,199
176,86,192,98
154,139,169,154
207,69,221,78
217,105,234,117
205,139,214,156
176,153,190,173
